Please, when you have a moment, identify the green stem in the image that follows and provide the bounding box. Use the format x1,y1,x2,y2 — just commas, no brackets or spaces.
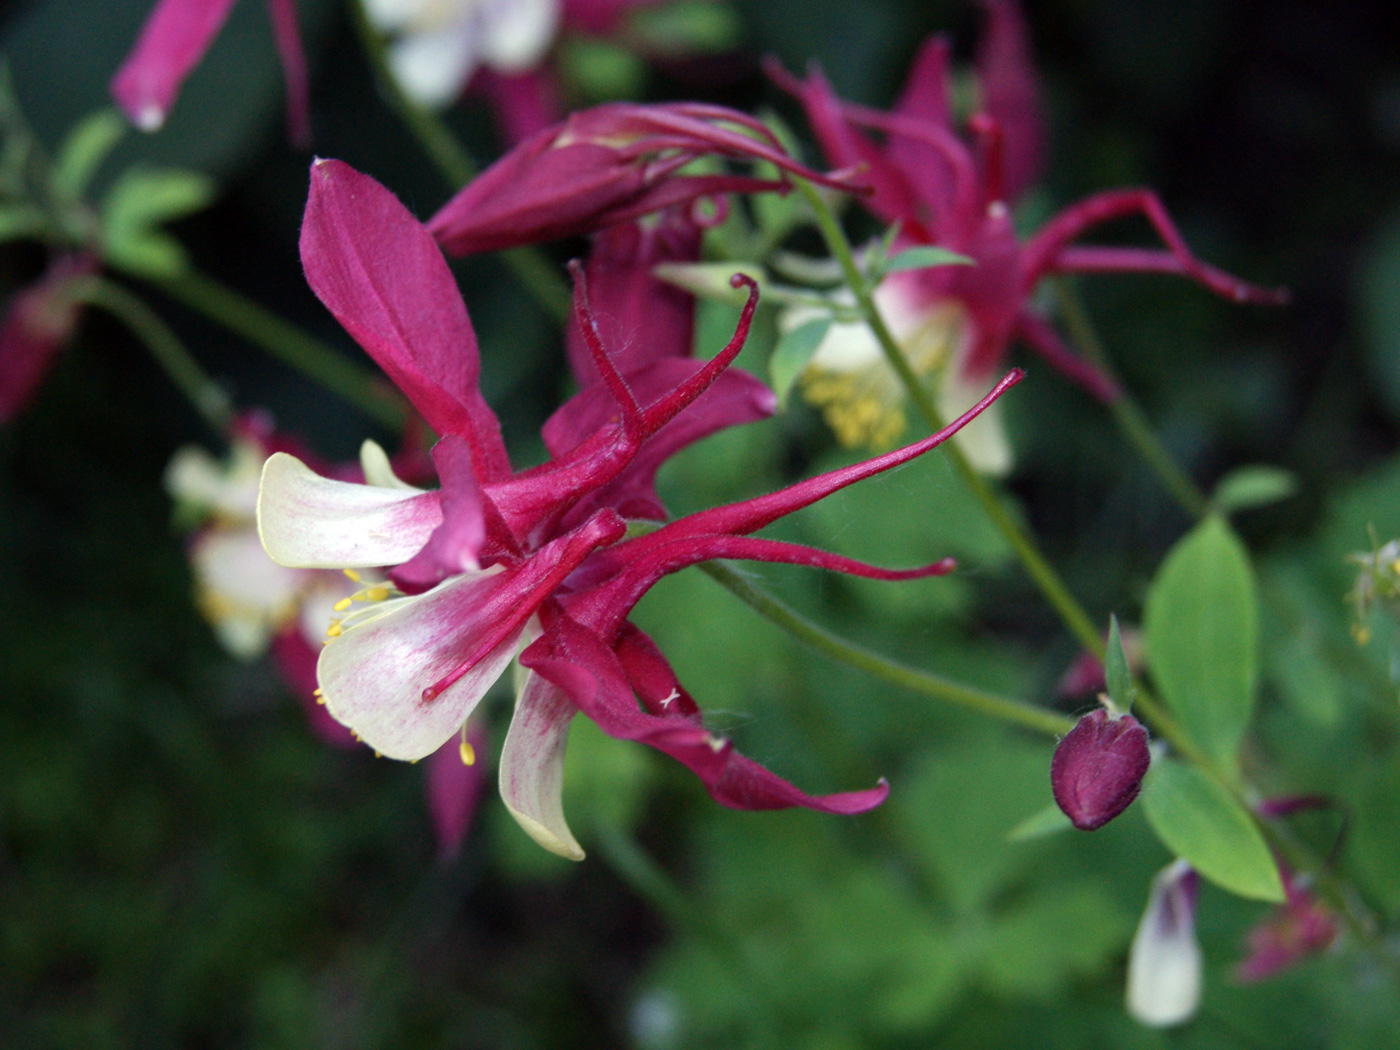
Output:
794,178,1104,660
73,276,231,431
347,0,571,322
700,562,1073,737
1054,281,1209,520
151,270,405,430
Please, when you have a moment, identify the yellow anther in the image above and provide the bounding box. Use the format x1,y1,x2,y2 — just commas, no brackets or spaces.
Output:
1390,558,1400,576
374,750,382,759
315,695,326,705
333,597,354,612
1352,623,1372,646
325,621,342,638
365,585,391,602
459,739,476,766
343,569,361,582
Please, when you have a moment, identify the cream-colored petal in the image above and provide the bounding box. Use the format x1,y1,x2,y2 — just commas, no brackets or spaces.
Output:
317,567,517,760
361,0,435,32
165,439,263,521
189,528,307,658
257,452,442,568
1127,860,1202,1028
499,670,584,860
359,439,418,490
387,23,482,108
478,0,559,72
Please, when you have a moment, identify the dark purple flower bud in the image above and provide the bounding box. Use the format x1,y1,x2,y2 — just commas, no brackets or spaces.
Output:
1051,707,1150,830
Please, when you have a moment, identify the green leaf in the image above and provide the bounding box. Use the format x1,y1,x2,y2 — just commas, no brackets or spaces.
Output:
626,1,744,55
50,108,125,201
1007,803,1073,842
1143,515,1258,765
1141,758,1284,902
1212,465,1298,515
769,317,830,406
884,246,973,273
0,202,47,243
1105,613,1135,713
556,37,646,102
101,167,217,235
101,230,188,280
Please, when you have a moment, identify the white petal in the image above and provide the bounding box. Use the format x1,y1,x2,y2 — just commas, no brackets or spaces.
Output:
257,452,442,568
165,439,263,521
499,670,584,860
362,0,435,32
478,0,559,72
317,567,517,759
388,24,482,108
189,528,307,658
939,368,1012,476
359,439,417,490
1127,860,1202,1028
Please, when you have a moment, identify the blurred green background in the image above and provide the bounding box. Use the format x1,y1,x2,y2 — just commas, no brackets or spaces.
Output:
4,0,1400,1046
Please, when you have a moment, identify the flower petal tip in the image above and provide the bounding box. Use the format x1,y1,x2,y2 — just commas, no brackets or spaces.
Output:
505,804,587,861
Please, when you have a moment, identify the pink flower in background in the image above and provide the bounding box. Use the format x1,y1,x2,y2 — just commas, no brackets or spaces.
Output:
0,254,94,424
769,0,1285,461
259,158,1018,857
111,0,309,143
1234,870,1337,983
428,101,860,255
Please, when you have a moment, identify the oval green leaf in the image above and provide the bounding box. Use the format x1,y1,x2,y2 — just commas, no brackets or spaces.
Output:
1142,758,1284,902
1143,516,1257,766
769,317,831,407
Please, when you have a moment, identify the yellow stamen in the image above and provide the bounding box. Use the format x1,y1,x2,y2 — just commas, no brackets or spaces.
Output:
325,622,342,638
459,739,476,766
343,569,361,582
365,585,390,602
332,597,354,612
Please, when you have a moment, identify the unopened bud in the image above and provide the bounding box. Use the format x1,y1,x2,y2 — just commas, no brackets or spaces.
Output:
1050,707,1150,831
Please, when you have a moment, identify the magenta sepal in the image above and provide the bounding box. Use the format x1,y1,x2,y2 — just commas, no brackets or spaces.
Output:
427,102,863,256
1050,707,1151,831
300,159,511,484
390,436,489,593
111,0,309,143
1234,869,1337,983
523,606,890,814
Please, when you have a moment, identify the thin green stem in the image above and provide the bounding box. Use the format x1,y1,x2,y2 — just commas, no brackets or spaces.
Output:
1054,281,1209,520
700,562,1074,737
73,276,230,431
151,270,405,430
347,0,571,322
794,178,1104,660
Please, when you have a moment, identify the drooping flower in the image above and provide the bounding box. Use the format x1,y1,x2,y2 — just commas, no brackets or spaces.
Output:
111,0,310,143
1050,705,1150,830
1127,859,1202,1027
260,158,1019,857
427,102,860,255
769,0,1285,463
0,254,95,424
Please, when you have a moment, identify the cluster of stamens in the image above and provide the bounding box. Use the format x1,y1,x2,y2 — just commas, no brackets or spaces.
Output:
323,568,394,641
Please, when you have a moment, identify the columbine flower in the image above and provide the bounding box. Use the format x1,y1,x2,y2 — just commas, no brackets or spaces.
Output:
428,102,860,255
769,0,1285,465
0,254,94,424
260,158,1018,858
111,0,310,143
1050,706,1150,830
1127,860,1202,1027
362,0,562,110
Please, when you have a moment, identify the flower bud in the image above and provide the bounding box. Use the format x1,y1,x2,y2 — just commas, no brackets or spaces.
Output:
1050,706,1150,831
1127,860,1201,1027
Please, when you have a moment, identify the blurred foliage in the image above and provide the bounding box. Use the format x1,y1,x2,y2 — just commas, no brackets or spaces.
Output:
4,0,1400,1047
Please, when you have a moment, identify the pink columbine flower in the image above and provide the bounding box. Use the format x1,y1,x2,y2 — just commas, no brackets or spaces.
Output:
427,102,861,255
769,0,1285,457
111,0,310,144
1050,706,1150,830
259,158,1018,857
0,254,95,424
